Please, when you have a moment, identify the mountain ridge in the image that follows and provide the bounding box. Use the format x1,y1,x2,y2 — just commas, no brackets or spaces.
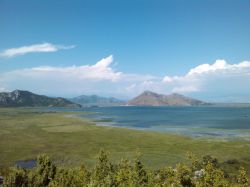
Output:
0,90,81,108
127,91,209,106
0,90,209,107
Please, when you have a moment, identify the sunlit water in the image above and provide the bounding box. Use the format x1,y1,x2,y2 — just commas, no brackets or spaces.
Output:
47,106,250,140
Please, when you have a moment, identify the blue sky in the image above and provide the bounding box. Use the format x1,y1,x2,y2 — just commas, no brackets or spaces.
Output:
0,0,250,102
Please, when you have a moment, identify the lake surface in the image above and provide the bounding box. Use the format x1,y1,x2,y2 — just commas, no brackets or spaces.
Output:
15,160,36,169
80,106,250,139
48,106,250,139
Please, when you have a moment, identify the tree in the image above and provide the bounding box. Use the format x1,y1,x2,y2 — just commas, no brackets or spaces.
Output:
29,154,56,187
237,167,249,187
3,167,28,187
134,155,148,186
195,162,230,187
115,159,134,187
90,150,114,186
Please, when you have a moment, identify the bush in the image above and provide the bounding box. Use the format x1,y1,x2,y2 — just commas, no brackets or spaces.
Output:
2,151,249,187
3,167,28,187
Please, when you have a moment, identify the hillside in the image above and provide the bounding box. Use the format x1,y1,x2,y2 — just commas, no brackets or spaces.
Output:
128,91,208,106
0,90,80,107
71,95,125,107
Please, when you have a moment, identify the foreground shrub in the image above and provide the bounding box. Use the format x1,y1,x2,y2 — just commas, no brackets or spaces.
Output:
237,167,249,187
48,166,90,187
2,151,249,187
3,167,28,187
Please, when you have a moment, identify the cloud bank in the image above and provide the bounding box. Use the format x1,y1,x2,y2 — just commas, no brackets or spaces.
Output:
0,56,250,102
0,55,157,97
28,55,122,82
162,59,250,101
0,43,75,57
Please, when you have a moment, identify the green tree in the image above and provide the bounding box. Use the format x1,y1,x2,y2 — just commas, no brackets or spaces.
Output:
115,159,134,187
175,163,194,187
133,155,148,186
237,167,249,187
29,154,56,187
195,162,230,187
153,166,175,186
49,165,90,187
90,150,114,186
3,167,28,187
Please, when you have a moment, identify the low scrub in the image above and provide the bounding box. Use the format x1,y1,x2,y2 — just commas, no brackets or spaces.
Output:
1,151,249,187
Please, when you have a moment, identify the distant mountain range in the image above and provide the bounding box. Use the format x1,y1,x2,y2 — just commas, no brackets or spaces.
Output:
127,91,209,106
0,90,80,108
70,95,125,107
0,90,209,107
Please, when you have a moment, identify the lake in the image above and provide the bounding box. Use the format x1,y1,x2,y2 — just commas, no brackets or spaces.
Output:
80,106,250,139
47,106,250,140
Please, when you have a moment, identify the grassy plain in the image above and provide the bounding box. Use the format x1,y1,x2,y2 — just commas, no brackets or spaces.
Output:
0,107,250,175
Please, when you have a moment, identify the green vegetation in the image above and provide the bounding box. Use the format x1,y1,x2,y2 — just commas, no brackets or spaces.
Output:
0,107,250,177
2,152,249,186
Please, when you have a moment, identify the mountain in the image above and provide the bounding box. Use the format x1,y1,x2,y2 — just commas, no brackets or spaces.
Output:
0,90,81,108
70,95,125,107
127,91,208,106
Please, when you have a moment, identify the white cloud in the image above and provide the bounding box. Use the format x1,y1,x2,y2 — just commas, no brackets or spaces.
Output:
2,55,121,82
162,60,250,100
0,55,157,97
163,60,250,86
123,80,167,96
172,86,199,93
0,86,7,92
0,56,250,101
187,59,250,75
162,76,173,83
0,43,75,57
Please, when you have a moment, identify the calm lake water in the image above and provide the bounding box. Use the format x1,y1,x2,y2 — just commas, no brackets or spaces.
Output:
80,106,250,139
48,106,250,139
15,160,36,169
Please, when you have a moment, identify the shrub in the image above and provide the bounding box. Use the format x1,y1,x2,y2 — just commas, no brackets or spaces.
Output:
2,151,249,187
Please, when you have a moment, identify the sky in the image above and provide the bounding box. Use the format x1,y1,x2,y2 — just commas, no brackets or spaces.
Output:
0,0,250,102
